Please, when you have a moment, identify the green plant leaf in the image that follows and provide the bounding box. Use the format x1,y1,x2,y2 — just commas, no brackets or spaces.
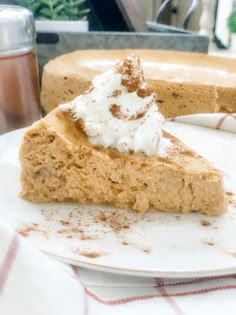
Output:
39,0,52,6
53,4,65,14
31,3,41,11
71,0,87,6
79,8,90,14
72,0,87,5
228,11,236,33
39,7,52,18
15,0,90,20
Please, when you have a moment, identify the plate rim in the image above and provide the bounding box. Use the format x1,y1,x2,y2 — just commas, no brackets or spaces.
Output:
42,248,236,279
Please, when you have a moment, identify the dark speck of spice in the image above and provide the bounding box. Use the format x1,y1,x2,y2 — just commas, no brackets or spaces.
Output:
60,220,70,226
201,220,211,227
17,223,44,237
122,241,129,246
74,250,103,258
203,241,214,246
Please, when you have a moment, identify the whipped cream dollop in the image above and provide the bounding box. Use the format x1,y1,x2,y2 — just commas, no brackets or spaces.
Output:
60,55,165,156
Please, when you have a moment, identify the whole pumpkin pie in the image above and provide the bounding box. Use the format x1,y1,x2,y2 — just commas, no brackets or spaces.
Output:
20,55,228,216
40,49,236,117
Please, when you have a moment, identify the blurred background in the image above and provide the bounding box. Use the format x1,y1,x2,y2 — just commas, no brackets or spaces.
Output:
1,0,236,61
0,0,235,34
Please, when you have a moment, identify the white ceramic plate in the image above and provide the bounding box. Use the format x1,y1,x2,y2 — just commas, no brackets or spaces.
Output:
0,123,235,278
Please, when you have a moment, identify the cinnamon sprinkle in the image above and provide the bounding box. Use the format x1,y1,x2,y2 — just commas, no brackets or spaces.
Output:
108,89,122,97
109,104,121,118
79,251,101,258
143,248,151,254
17,223,44,237
204,241,214,246
115,55,145,93
76,118,85,130
137,87,153,98
122,241,129,245
97,210,134,233
99,212,107,222
136,112,146,119
226,191,235,207
229,199,236,207
109,103,149,121
200,220,211,227
60,220,70,226
74,249,103,258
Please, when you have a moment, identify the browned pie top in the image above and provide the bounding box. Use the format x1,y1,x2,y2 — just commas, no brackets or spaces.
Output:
45,49,236,87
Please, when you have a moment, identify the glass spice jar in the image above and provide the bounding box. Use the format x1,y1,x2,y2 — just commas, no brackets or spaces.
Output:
0,5,41,135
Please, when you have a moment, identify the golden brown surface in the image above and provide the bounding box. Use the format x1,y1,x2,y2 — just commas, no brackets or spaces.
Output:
40,49,236,116
19,108,228,216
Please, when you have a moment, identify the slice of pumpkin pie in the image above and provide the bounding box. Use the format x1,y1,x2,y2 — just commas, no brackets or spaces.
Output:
19,55,228,216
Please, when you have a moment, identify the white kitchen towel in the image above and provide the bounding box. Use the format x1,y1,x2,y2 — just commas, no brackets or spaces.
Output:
76,267,236,315
171,113,236,133
0,222,86,315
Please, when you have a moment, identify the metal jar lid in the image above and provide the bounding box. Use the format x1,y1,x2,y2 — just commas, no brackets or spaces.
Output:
0,5,36,56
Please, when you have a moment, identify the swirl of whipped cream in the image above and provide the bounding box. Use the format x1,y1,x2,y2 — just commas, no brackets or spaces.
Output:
60,55,165,156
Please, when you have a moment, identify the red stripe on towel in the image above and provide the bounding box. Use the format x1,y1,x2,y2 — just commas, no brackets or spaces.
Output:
72,265,89,315
216,113,236,130
156,278,185,315
0,233,19,296
71,267,236,307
